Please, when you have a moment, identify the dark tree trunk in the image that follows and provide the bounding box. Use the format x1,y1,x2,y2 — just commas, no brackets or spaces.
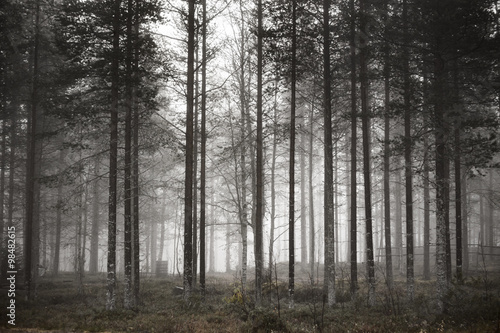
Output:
423,132,431,280
323,0,335,307
184,0,196,301
349,0,358,296
89,156,100,274
255,0,264,306
359,0,375,306
200,0,207,297
288,0,297,309
124,0,134,310
309,99,315,281
402,0,414,301
132,0,140,306
382,3,393,289
106,0,121,311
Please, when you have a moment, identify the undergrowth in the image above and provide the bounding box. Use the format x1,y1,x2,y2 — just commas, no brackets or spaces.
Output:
0,271,499,332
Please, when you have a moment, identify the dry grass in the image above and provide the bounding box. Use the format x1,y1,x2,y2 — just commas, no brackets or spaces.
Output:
0,269,499,332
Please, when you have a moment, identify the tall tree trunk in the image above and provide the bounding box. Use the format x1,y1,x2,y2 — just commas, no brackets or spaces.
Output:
402,0,414,301
288,0,297,309
323,0,335,307
237,4,249,288
192,38,199,288
382,10,393,288
300,102,307,267
395,164,403,271
106,0,121,311
349,0,358,296
453,62,463,282
132,0,140,306
124,0,134,309
53,148,64,275
434,51,449,313
269,79,278,277
423,132,431,280
199,0,207,297
255,0,264,306
462,171,469,274
309,99,315,281
184,0,196,301
25,0,41,301
89,156,100,274
359,0,375,306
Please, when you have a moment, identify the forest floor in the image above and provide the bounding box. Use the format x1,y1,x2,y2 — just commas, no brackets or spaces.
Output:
1,265,499,332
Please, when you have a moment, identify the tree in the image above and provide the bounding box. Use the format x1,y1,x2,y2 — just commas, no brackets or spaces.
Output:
199,0,208,298
348,0,358,296
288,0,297,309
183,0,196,301
402,0,414,301
323,0,335,307
25,0,42,301
359,0,375,306
106,0,121,311
255,0,264,306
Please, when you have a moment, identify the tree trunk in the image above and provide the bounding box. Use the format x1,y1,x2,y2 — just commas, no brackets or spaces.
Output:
183,0,196,301
288,0,297,309
53,148,64,275
323,0,335,307
106,0,121,311
25,0,41,301
309,99,315,281
89,156,100,274
193,34,200,288
124,0,134,309
382,10,393,288
199,0,207,298
349,0,358,296
402,0,414,301
359,0,375,306
255,0,264,306
132,0,140,306
434,52,449,314
423,132,431,280
269,78,278,277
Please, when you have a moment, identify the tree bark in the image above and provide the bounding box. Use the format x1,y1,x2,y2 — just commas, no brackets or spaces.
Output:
309,99,315,281
382,5,393,289
89,156,100,274
359,0,375,306
184,0,196,301
199,0,207,298
124,0,134,309
106,0,121,311
25,0,41,301
402,0,414,301
132,0,140,306
323,0,335,307
349,0,358,296
288,0,297,309
255,0,264,306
